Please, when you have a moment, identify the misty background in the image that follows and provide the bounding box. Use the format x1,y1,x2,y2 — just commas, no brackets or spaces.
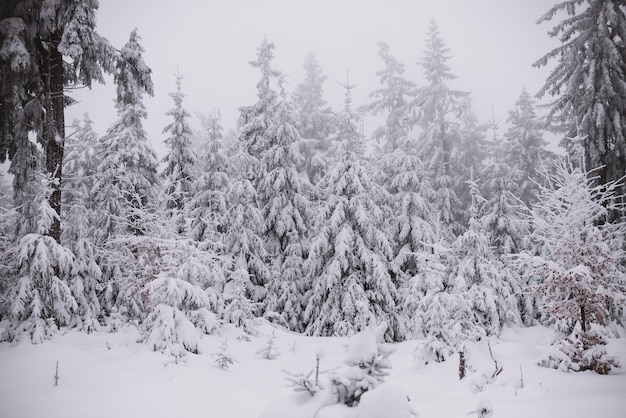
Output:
65,0,559,158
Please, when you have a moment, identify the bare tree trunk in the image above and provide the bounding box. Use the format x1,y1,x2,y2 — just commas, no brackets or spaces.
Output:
458,348,466,380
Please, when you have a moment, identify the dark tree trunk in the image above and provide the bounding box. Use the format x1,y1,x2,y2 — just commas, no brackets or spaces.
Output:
42,30,65,243
458,348,466,380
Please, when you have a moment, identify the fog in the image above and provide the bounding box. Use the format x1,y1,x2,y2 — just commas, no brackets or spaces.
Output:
66,0,559,156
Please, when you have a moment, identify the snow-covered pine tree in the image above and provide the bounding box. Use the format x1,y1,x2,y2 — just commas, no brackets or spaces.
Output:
258,90,312,331
92,28,157,242
305,82,403,341
223,267,258,335
62,114,103,332
63,114,100,209
360,42,416,154
143,237,221,358
534,0,626,201
188,109,230,250
413,20,471,237
1,173,77,343
453,112,487,229
238,37,281,162
451,180,520,338
292,51,336,184
502,89,551,207
7,131,42,239
481,139,528,258
384,133,439,333
161,70,196,234
329,324,393,407
91,29,159,319
222,143,270,312
0,0,116,242
518,160,626,335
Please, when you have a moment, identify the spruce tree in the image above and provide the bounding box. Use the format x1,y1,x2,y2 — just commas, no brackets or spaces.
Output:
258,91,311,331
413,20,471,237
305,83,402,341
360,42,416,153
292,52,335,183
92,29,157,242
535,0,626,199
161,71,196,233
91,29,158,319
0,0,116,242
188,110,230,250
451,181,520,337
502,89,551,207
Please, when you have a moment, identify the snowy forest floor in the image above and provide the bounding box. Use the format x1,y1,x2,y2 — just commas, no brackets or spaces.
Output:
1,322,625,418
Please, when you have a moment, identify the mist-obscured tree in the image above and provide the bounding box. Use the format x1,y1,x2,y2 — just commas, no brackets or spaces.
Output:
161,71,196,233
63,114,99,208
502,89,551,206
292,51,335,183
188,109,230,250
413,20,470,237
360,42,416,153
238,37,281,162
534,0,626,199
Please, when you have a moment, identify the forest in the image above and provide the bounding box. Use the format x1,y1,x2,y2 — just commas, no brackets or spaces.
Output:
0,0,625,382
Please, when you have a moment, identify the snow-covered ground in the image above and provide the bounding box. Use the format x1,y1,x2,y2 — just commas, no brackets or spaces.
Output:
1,323,625,418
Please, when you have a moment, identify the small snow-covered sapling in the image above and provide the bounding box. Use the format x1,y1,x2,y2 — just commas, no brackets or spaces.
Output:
284,350,325,396
256,330,280,360
213,338,237,370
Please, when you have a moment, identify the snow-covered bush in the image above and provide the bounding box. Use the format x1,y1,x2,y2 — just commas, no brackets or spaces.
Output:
329,324,393,407
539,329,620,375
143,239,221,357
212,338,237,370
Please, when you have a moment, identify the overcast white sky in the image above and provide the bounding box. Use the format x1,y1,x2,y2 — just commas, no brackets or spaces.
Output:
66,0,560,157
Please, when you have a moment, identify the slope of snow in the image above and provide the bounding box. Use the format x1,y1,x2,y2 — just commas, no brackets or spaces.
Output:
0,323,625,418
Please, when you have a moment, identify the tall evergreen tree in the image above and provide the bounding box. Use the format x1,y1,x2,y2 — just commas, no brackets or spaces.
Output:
292,51,335,183
534,0,626,199
360,42,416,153
64,114,100,208
91,29,158,319
1,173,77,342
305,83,403,341
413,20,471,236
502,89,551,206
0,0,115,242
62,114,102,333
161,71,196,233
238,37,281,161
258,91,311,331
188,110,230,250
92,29,157,242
